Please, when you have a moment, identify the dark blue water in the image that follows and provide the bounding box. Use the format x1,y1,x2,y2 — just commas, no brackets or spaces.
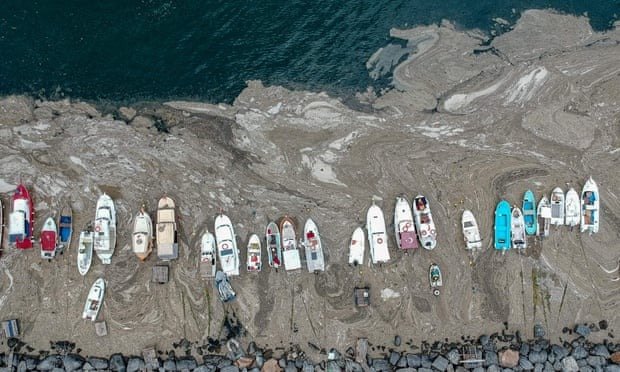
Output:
1,1,618,103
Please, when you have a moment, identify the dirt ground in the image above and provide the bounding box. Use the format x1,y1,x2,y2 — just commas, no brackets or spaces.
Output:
0,9,619,358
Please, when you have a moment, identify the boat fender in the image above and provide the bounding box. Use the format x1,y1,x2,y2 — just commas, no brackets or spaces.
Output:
403,222,411,232
221,242,228,249
430,229,435,235
377,237,383,244
422,230,427,236
95,225,101,232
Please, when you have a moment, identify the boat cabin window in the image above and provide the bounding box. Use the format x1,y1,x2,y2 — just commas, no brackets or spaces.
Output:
464,221,474,228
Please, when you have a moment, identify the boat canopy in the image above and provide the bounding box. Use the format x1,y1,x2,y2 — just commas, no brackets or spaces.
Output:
9,211,26,241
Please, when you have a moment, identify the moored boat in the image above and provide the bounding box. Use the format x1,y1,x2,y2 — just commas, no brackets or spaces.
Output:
132,206,153,261
93,193,116,264
156,196,178,260
581,177,599,234
303,218,325,272
565,188,580,228
215,213,240,276
511,206,527,249
412,195,437,250
522,190,537,236
550,187,565,226
82,278,105,321
349,227,365,266
394,196,418,251
77,225,94,276
200,231,217,279
461,210,482,250
247,234,262,272
280,215,302,271
40,217,58,259
537,196,551,238
494,200,511,252
265,222,283,269
8,183,34,249
57,205,72,253
0,199,3,251
429,263,443,296
366,203,390,264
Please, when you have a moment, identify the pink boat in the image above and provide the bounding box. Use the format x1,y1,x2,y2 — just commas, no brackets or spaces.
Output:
9,183,35,249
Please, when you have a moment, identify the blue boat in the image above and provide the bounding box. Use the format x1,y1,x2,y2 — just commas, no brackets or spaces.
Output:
494,200,511,251
522,190,537,236
58,205,73,253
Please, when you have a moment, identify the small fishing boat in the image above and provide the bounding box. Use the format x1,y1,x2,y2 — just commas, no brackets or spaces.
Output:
394,196,418,251
366,203,390,264
57,205,72,253
40,217,58,259
8,183,34,249
156,196,178,260
246,234,262,272
349,227,365,266
93,193,116,264
511,206,527,249
537,196,551,238
429,263,443,296
82,278,105,321
132,206,153,261
77,225,94,276
565,188,580,228
581,177,599,234
303,218,325,272
265,222,283,269
412,195,437,250
494,200,511,252
215,213,240,276
215,271,236,303
200,231,217,279
461,210,482,250
280,215,302,271
522,190,537,236
550,187,565,226
0,199,3,251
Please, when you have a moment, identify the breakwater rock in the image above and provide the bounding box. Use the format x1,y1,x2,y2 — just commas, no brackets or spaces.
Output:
2,324,620,371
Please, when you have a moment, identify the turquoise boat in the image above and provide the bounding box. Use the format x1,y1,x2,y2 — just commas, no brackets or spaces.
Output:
522,190,537,236
494,200,511,251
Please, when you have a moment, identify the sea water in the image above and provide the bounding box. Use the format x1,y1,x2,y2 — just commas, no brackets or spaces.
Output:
0,1,617,104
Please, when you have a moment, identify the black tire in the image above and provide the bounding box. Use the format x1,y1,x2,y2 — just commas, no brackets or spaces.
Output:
433,289,440,296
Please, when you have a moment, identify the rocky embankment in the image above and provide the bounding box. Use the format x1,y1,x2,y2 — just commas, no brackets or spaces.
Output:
2,323,620,371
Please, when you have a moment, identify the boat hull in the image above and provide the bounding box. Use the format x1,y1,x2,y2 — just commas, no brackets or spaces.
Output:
522,190,537,236
511,207,527,249
9,184,34,249
550,187,565,226
247,234,262,272
367,204,389,264
40,217,57,259
156,197,178,260
215,214,240,276
265,222,283,269
494,200,511,251
394,196,417,251
280,216,301,271
413,196,437,250
349,227,365,265
461,210,482,250
429,263,443,296
580,177,599,233
565,188,580,227
94,193,116,264
83,278,105,321
200,232,217,279
77,229,94,276
537,196,551,237
58,206,72,252
304,218,325,272
133,210,153,260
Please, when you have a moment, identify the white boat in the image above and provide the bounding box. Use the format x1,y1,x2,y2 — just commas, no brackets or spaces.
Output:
413,195,437,250
550,187,565,226
303,218,325,272
565,188,580,228
77,226,94,276
461,210,482,250
132,207,153,261
246,234,262,272
511,207,527,249
429,263,443,296
156,196,178,260
537,196,551,238
40,217,58,259
214,214,240,276
93,193,116,265
0,199,2,250
280,216,302,271
366,203,390,264
394,196,418,251
581,177,600,234
200,231,217,279
348,227,365,266
82,278,105,321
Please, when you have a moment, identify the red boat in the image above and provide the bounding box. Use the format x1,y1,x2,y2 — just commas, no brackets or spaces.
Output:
8,183,35,249
40,217,58,259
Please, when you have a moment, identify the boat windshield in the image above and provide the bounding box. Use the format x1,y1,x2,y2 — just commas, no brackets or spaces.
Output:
464,221,474,228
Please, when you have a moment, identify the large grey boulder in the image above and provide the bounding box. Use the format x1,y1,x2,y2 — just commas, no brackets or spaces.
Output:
126,357,145,372
572,346,588,360
176,356,197,370
592,344,611,358
528,351,547,364
37,355,62,370
406,354,421,368
561,356,579,372
431,355,449,371
87,357,109,370
519,357,534,370
62,354,85,371
109,354,126,371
